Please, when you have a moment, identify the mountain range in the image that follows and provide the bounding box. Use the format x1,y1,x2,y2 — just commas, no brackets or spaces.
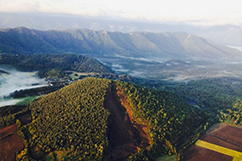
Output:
1,12,242,46
1,27,241,61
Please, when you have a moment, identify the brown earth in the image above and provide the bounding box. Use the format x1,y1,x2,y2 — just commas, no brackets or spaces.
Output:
103,85,150,161
182,145,232,161
0,124,17,138
183,123,242,161
0,112,31,161
0,124,24,161
211,125,242,150
115,85,151,147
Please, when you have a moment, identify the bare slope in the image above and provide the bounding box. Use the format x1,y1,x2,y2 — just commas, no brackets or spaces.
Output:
103,86,150,160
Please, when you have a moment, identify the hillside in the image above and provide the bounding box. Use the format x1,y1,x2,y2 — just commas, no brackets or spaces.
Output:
9,78,209,160
0,27,241,60
0,53,113,78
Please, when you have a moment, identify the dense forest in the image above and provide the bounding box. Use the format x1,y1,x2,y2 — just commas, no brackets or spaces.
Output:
132,77,242,119
0,105,29,128
0,78,210,160
115,81,209,160
16,78,112,160
166,78,242,112
0,53,113,79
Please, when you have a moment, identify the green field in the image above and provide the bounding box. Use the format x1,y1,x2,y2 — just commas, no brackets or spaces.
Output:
16,96,40,106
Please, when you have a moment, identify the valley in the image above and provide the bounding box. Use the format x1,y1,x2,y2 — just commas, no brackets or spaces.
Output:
0,65,48,107
97,56,242,81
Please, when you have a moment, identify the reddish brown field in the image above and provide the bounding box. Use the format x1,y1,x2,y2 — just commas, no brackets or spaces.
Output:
212,125,242,148
0,124,17,137
0,124,24,161
200,134,242,152
183,123,242,161
183,145,232,161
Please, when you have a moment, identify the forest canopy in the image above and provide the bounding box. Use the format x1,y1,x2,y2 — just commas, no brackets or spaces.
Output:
10,78,210,160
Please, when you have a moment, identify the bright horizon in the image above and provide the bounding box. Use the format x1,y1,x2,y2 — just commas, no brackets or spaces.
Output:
0,0,242,27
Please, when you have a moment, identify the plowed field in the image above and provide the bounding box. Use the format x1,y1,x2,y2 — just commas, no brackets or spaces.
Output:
183,123,242,161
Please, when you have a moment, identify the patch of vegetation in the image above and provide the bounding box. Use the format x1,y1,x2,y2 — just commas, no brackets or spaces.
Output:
11,85,64,99
0,105,29,128
16,96,40,106
219,99,242,125
0,105,27,118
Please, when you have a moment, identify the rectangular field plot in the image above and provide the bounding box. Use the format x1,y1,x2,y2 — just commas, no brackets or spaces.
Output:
196,140,242,158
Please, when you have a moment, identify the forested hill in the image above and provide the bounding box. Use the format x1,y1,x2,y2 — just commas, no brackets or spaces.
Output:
0,27,241,60
15,78,209,160
0,53,113,77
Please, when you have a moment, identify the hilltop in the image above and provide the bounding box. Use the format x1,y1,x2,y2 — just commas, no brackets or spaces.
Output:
4,78,209,160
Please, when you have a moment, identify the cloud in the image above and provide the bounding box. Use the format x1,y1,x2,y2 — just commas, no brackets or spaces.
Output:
0,0,241,26
0,0,40,12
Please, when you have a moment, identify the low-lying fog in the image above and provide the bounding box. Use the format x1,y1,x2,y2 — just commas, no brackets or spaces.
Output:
0,65,48,107
98,56,242,81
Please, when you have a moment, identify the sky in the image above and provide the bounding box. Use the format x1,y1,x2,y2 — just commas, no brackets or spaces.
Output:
0,0,242,26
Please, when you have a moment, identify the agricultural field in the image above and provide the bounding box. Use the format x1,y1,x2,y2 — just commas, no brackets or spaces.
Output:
0,124,24,161
183,123,242,161
196,140,242,158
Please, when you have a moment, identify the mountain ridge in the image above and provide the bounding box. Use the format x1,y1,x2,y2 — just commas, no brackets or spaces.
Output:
10,77,208,160
1,27,241,61
1,12,241,46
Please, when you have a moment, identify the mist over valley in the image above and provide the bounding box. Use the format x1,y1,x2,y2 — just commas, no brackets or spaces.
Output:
0,65,47,107
1,27,242,82
98,56,242,81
